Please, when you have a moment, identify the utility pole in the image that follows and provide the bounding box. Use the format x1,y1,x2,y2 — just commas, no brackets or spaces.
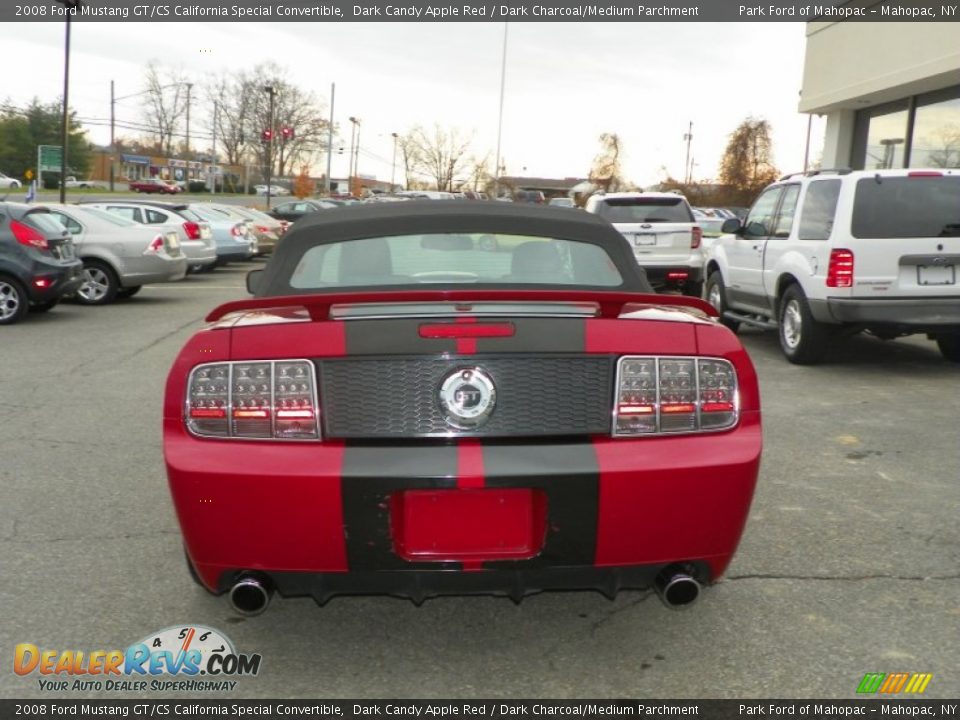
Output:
803,114,813,172
109,79,115,191
184,82,193,187
391,132,399,191
683,121,693,185
210,101,218,195
264,84,277,208
325,82,335,196
354,118,362,186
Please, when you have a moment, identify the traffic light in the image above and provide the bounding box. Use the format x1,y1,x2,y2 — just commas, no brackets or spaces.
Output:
260,129,274,143
281,126,295,140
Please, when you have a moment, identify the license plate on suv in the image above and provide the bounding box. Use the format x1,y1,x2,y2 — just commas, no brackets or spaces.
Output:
918,264,955,286
632,233,656,246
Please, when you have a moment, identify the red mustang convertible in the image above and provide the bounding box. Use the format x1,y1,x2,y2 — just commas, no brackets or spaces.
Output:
163,202,762,615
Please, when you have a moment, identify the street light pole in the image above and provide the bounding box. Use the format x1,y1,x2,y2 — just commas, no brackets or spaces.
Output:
391,132,399,191
54,0,81,203
683,121,693,185
493,22,508,200
325,82,335,196
347,116,357,186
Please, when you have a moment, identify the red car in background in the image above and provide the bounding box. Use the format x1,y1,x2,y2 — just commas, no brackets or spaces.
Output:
129,178,181,194
163,202,762,616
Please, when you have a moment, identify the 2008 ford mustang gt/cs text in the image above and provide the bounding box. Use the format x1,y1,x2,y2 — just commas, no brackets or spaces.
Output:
163,201,762,615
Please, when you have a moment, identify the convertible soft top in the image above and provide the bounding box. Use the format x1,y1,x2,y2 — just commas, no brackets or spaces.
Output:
255,200,653,296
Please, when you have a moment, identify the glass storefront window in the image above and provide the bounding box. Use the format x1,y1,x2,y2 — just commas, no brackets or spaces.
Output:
863,109,909,170
909,96,960,168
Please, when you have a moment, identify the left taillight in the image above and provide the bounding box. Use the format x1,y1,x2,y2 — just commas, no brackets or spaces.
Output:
613,356,738,437
143,234,164,255
185,360,320,440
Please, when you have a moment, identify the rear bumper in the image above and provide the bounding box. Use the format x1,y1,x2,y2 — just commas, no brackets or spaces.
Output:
25,258,84,302
816,297,960,326
223,562,714,605
119,257,188,286
180,241,218,265
641,265,704,285
165,412,761,599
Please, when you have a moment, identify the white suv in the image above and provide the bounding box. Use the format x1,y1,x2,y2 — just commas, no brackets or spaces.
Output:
584,192,703,296
703,168,960,364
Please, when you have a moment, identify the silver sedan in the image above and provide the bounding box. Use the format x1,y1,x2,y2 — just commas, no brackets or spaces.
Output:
39,204,187,304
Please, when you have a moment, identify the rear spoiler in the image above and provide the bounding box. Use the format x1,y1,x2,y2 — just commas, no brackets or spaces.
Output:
206,290,719,323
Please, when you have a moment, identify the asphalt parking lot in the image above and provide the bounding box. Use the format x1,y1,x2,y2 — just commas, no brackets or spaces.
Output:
1,262,957,700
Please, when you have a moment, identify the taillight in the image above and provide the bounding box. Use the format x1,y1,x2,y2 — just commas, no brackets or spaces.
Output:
11,220,49,250
230,223,245,237
186,360,320,440
144,234,164,255
691,226,702,249
613,356,738,436
183,221,201,240
256,225,270,233
826,249,854,288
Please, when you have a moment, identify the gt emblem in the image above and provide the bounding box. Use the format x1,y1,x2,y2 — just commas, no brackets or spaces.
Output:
439,368,496,429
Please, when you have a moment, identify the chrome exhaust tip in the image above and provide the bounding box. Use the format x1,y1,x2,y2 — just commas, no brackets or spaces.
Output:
228,577,272,616
655,567,702,609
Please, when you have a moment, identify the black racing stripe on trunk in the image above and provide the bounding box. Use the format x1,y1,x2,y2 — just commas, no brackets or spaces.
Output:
475,318,586,354
481,442,599,569
340,442,458,571
344,319,456,355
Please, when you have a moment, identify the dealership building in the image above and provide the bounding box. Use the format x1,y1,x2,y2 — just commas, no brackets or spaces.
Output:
800,20,960,170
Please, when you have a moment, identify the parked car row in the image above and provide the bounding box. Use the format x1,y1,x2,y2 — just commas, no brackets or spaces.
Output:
0,198,280,325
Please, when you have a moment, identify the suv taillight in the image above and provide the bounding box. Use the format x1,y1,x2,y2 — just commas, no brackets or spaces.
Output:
183,221,201,240
186,360,320,440
691,226,702,249
11,220,49,250
826,249,854,288
613,357,738,436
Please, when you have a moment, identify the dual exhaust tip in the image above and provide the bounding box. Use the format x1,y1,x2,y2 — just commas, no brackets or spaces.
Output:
654,566,702,609
228,576,273,616
227,567,701,615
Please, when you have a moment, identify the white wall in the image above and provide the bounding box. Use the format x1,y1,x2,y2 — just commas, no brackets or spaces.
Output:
800,22,960,113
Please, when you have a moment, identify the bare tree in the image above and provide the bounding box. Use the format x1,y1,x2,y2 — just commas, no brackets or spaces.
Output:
467,153,491,192
398,134,422,189
205,73,253,167
405,125,473,191
141,62,189,157
718,117,779,204
590,133,627,192
242,63,329,180
926,125,960,168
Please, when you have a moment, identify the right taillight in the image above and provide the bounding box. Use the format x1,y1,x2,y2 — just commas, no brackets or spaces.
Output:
614,356,738,436
183,221,201,240
826,249,854,288
185,360,320,440
11,220,49,250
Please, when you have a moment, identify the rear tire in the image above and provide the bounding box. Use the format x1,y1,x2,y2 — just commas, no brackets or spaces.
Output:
936,334,960,362
705,272,739,332
0,276,29,325
778,284,831,365
76,260,119,305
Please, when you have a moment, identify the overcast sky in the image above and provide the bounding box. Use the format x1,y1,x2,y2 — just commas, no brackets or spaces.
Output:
2,21,825,187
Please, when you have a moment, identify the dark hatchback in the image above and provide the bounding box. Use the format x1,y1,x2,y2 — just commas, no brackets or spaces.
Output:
0,203,83,325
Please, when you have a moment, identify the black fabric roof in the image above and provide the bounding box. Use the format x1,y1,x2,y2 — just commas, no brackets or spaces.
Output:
259,201,651,296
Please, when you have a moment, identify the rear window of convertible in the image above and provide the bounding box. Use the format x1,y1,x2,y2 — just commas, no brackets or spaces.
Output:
287,233,624,289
